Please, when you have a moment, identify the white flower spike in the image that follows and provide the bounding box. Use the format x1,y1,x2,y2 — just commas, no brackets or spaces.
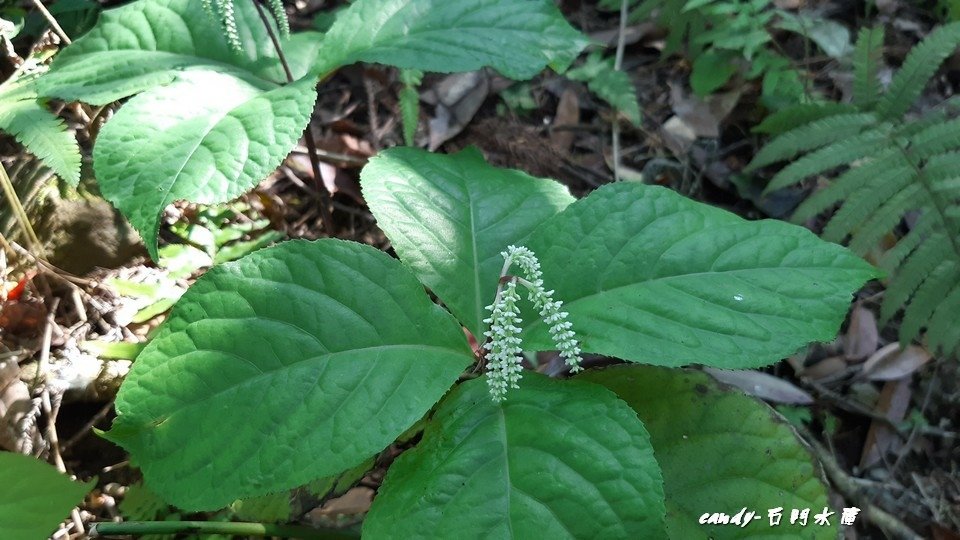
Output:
482,245,584,402
482,278,524,402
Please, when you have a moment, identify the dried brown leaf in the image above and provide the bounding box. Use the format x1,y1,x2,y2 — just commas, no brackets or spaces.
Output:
704,367,814,404
861,343,931,381
845,304,879,361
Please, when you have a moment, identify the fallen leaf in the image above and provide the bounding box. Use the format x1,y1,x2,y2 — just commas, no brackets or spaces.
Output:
861,343,931,381
660,115,697,156
551,87,579,153
422,70,492,150
0,358,38,453
803,356,848,381
588,23,657,47
669,83,742,139
311,487,374,517
859,377,911,468
845,304,879,361
704,368,814,404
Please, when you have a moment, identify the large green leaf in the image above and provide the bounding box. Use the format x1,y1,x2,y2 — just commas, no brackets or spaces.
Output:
364,374,666,539
37,0,315,104
93,71,316,260
361,147,574,338
316,0,588,78
581,365,837,539
0,78,80,184
524,183,878,368
0,452,94,540
103,239,474,510
37,0,321,259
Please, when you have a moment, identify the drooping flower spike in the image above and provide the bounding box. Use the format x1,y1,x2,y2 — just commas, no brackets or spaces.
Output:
481,246,583,402
482,278,524,402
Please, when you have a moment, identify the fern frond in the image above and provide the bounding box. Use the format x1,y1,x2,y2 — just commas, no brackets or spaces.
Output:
876,22,960,119
898,258,959,344
880,215,934,274
910,117,960,161
881,234,948,322
821,171,914,244
926,281,960,353
753,102,855,135
747,113,878,170
852,26,885,108
917,151,960,236
0,78,81,185
847,183,923,253
791,150,906,223
764,127,892,193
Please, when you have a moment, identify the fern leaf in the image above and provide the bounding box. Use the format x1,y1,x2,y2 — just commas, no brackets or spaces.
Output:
881,234,948,322
567,53,641,126
791,150,906,222
852,26,885,108
0,79,81,185
880,215,934,274
747,113,878,170
910,117,960,161
847,183,923,254
764,127,892,193
822,171,914,244
917,151,960,236
926,281,960,353
876,22,960,119
753,102,855,135
899,259,959,344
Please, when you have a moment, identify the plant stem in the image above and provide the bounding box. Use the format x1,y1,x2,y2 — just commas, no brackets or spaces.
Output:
251,0,335,232
90,520,357,539
611,0,628,182
30,0,71,45
0,161,45,258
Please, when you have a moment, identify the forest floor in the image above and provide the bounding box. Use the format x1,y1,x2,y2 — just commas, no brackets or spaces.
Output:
1,0,959,539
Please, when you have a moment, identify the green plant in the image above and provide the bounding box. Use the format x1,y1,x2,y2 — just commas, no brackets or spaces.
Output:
89,146,876,536
747,23,960,358
5,0,884,536
0,452,93,539
566,51,641,126
35,0,587,260
600,0,853,107
0,71,80,186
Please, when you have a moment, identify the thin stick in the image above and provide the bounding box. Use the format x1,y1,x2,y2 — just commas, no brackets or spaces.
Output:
0,161,44,258
251,0,335,232
89,521,358,539
61,401,113,452
37,298,85,535
797,425,923,540
29,0,71,45
611,0,628,182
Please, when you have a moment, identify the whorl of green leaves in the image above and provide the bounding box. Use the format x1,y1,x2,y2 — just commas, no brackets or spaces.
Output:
748,23,960,357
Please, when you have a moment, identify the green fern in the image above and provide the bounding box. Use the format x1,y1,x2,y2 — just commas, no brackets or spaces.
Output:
566,51,642,127
747,23,960,357
0,76,80,184
601,0,807,105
